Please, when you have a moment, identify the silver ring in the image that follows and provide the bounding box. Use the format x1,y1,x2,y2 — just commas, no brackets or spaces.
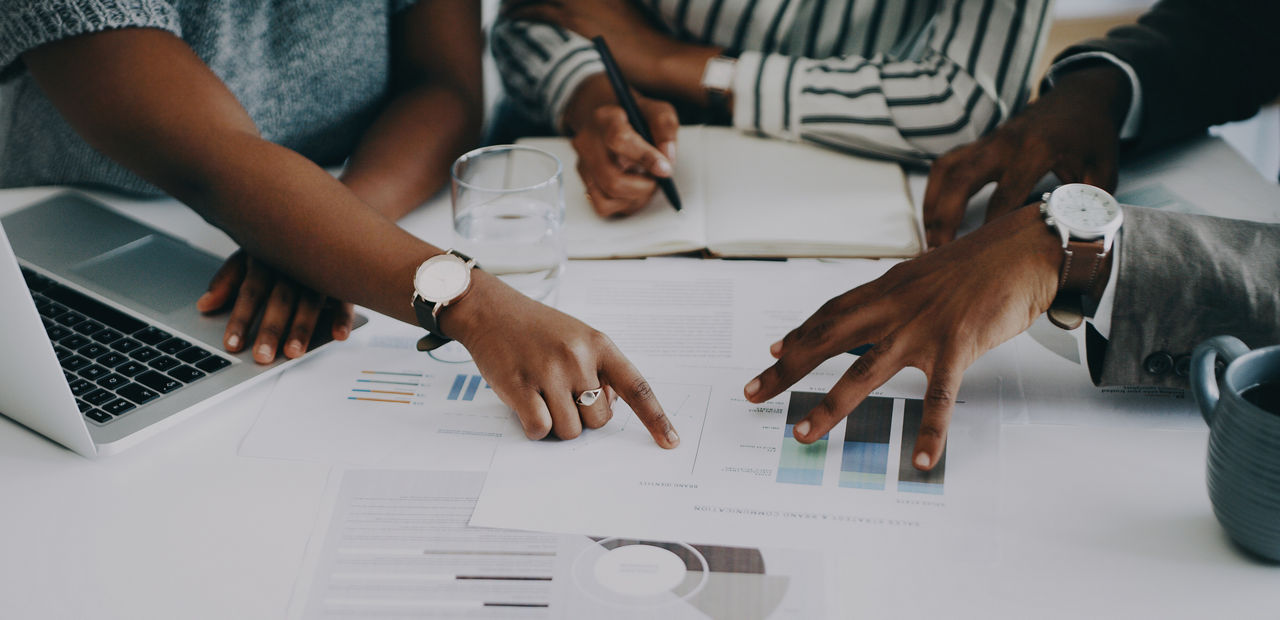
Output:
576,388,603,407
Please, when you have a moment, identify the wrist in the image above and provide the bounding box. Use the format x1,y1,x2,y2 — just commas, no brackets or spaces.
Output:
1010,204,1066,313
1048,65,1131,138
561,73,616,135
435,269,506,345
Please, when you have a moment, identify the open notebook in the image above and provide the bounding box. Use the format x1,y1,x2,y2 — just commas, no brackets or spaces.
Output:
519,126,922,259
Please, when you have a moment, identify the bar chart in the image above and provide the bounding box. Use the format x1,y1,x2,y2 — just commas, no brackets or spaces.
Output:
776,391,829,485
897,399,946,494
838,396,894,490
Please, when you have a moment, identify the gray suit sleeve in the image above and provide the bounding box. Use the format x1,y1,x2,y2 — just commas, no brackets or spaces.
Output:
1091,206,1280,387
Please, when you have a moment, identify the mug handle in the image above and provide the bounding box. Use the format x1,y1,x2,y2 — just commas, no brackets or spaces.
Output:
1191,335,1251,426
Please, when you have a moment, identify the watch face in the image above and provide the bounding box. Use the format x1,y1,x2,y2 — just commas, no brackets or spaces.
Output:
414,255,471,302
1048,183,1122,234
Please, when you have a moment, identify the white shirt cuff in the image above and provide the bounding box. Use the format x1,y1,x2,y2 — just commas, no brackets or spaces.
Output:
1045,51,1143,141
1088,229,1122,339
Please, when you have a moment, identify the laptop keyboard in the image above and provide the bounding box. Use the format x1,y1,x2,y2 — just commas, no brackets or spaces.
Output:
20,266,231,426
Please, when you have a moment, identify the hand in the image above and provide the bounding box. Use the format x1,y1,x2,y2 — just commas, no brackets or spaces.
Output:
923,65,1132,248
197,250,355,364
564,74,679,218
744,205,1065,470
442,270,680,448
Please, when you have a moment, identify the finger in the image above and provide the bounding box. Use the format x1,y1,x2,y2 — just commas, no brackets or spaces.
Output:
640,99,679,165
512,391,555,441
793,333,906,444
283,289,324,359
912,361,963,471
599,346,678,449
986,166,1047,223
331,302,356,341
223,258,274,353
745,289,890,403
598,106,673,178
584,174,654,218
252,277,300,364
198,251,247,313
545,388,585,441
923,147,1000,248
575,381,613,430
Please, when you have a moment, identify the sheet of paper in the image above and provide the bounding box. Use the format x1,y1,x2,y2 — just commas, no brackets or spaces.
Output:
470,360,1005,553
290,469,834,619
1005,316,1200,429
239,315,522,470
519,131,708,259
702,130,920,257
557,257,895,367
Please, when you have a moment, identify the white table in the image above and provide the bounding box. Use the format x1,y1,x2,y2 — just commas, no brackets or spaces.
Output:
1,155,1277,619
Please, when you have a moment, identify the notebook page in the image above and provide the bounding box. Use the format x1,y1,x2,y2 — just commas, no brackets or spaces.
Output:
517,129,708,259
701,128,921,257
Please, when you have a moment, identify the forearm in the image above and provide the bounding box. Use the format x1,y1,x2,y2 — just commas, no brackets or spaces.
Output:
339,82,483,220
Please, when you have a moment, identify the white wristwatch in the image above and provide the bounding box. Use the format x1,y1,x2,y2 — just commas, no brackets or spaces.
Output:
701,55,737,121
411,250,478,349
1039,183,1124,329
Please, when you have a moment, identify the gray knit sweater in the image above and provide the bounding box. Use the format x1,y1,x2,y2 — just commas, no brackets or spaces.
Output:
0,0,417,196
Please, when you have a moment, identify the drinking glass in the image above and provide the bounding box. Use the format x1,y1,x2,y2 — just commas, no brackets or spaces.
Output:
451,145,566,305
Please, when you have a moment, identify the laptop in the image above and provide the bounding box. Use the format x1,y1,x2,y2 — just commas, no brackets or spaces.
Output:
0,192,366,457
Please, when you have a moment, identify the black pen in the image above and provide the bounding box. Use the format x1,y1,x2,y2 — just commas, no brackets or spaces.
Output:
591,36,683,212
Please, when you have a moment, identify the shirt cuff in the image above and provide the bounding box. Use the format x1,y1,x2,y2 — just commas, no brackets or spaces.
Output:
1087,228,1122,339
1045,51,1143,141
730,51,799,138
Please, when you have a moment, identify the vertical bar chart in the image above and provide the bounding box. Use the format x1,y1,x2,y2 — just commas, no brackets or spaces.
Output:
776,391,829,485
897,398,946,494
838,396,894,490
447,374,486,401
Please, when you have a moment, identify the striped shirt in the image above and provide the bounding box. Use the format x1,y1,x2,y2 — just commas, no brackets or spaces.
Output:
492,0,1052,163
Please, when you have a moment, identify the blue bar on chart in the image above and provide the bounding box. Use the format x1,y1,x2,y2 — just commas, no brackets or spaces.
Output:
838,396,894,490
897,398,946,494
447,374,486,401
776,391,829,485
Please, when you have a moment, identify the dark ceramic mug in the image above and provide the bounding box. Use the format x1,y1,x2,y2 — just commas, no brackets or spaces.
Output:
1192,335,1280,561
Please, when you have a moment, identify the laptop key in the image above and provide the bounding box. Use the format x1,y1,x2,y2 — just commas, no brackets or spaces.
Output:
135,326,171,345
68,378,95,396
58,310,87,328
148,355,181,372
84,409,112,425
130,347,161,363
96,373,128,390
115,360,148,377
83,388,114,406
97,351,128,367
78,342,109,359
60,334,91,350
176,346,211,364
136,370,181,394
157,337,191,355
40,301,69,321
78,364,110,381
54,346,74,361
40,282,148,334
73,319,104,336
92,328,123,344
195,356,232,374
75,399,93,413
111,337,143,353
46,325,73,341
61,355,91,372
167,365,206,384
117,382,158,405
102,398,135,417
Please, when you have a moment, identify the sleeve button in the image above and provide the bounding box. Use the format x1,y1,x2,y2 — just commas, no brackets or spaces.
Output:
1144,351,1174,376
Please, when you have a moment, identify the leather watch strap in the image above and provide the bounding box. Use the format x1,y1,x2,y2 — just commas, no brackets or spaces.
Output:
1048,240,1108,330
